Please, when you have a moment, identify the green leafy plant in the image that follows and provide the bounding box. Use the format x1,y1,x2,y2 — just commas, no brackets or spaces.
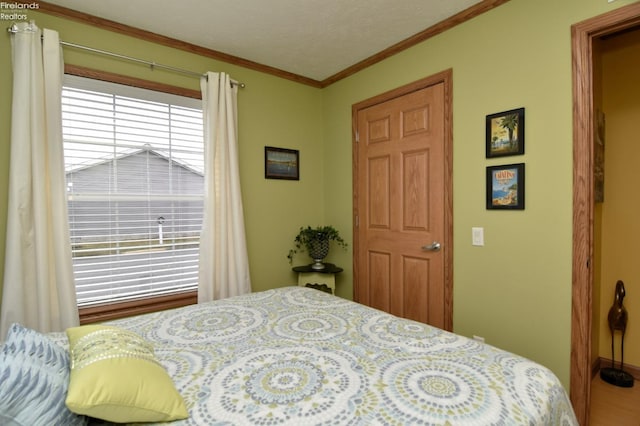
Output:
287,225,347,264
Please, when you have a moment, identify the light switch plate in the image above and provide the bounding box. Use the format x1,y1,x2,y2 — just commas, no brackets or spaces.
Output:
472,227,484,246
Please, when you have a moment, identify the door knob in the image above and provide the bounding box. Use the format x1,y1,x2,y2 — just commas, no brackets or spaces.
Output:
422,241,441,252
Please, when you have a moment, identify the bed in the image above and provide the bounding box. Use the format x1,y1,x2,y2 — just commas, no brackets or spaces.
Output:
1,286,577,425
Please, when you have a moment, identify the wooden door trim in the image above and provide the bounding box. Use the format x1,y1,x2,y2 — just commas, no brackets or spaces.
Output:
571,4,640,425
352,69,454,331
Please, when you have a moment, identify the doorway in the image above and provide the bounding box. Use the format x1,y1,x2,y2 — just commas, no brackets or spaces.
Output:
571,3,640,425
351,70,453,331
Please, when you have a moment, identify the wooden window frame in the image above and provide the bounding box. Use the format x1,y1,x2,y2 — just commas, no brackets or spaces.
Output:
79,291,197,324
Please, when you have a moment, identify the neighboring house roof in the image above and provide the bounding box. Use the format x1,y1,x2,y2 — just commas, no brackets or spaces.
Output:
66,145,204,196
65,144,203,177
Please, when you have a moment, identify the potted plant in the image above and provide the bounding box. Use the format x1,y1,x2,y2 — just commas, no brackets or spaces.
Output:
287,225,347,270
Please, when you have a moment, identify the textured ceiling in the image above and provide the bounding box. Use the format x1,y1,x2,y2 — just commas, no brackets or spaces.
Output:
44,0,483,81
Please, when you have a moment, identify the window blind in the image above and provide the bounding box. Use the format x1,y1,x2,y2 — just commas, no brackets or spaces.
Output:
62,75,204,307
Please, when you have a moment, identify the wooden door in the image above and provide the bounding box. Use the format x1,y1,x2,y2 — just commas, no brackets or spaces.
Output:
353,72,452,330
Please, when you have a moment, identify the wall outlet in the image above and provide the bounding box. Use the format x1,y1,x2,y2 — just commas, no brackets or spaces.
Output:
473,335,485,343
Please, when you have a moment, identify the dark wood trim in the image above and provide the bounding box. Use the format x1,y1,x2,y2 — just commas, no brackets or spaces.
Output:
24,0,505,88
571,3,640,425
65,64,202,99
352,69,454,332
322,0,510,87
592,357,601,380
79,291,197,324
571,16,594,426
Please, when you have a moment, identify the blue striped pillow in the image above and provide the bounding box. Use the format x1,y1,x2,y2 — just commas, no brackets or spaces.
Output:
0,323,87,426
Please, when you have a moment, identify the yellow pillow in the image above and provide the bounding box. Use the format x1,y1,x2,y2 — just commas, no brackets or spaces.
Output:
65,325,188,423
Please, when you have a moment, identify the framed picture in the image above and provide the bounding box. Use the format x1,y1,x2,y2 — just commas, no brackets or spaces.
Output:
486,163,525,210
265,146,299,180
486,107,525,158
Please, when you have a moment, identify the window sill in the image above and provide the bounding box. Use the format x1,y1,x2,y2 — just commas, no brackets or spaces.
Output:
79,291,197,324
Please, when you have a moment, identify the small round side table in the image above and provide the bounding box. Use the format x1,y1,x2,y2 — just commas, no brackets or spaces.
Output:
292,263,343,295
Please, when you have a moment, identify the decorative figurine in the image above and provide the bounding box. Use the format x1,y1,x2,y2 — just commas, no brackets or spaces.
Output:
600,280,634,387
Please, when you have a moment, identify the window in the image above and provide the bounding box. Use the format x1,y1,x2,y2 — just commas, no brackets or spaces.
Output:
62,75,204,313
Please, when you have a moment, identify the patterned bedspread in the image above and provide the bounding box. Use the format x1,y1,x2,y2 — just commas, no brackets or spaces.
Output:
54,286,578,425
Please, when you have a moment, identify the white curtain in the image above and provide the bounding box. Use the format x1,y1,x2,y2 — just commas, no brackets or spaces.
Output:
0,23,79,337
198,72,251,302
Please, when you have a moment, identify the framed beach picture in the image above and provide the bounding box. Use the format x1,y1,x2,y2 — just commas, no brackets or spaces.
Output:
486,163,525,210
265,146,299,180
486,107,525,158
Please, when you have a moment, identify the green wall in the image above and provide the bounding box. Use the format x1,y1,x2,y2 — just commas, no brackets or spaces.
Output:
321,0,639,388
1,0,638,389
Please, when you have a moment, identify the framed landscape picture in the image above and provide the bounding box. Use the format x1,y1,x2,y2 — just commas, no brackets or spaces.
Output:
486,163,525,210
265,146,299,180
486,107,525,158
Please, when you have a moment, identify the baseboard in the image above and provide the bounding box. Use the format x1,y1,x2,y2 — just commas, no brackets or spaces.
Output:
591,357,600,379
596,357,640,381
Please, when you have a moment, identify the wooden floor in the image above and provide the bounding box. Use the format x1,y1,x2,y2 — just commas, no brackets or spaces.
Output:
589,375,640,425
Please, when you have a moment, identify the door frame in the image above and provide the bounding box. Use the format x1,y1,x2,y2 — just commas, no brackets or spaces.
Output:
571,3,640,425
351,69,454,331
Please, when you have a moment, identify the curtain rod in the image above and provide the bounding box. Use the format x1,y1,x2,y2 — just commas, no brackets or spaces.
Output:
6,24,245,88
